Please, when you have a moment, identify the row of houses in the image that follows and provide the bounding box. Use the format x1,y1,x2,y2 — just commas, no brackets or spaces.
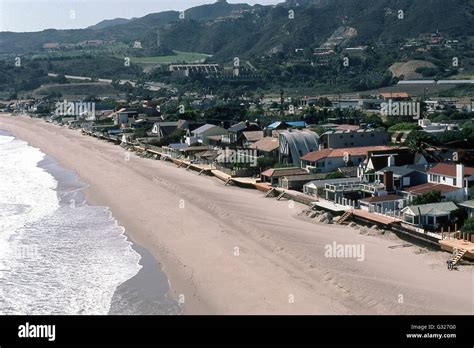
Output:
17,100,473,237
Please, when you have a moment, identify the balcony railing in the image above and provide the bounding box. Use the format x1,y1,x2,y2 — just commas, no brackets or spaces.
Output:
325,182,385,193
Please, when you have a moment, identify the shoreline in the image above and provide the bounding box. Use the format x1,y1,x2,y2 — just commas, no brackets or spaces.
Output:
1,113,472,315
1,128,180,315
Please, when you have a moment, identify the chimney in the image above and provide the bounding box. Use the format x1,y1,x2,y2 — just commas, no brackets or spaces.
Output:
384,171,394,192
387,155,395,167
456,164,464,188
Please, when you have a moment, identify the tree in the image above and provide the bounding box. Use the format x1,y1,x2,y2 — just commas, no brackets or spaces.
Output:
257,156,277,171
411,190,442,205
325,172,345,179
404,130,439,157
461,217,474,234
388,122,420,133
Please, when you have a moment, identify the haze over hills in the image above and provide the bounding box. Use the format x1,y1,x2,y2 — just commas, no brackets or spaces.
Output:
1,0,473,97
0,0,472,58
87,18,133,31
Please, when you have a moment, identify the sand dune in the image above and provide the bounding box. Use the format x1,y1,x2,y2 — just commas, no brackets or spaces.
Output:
1,114,472,315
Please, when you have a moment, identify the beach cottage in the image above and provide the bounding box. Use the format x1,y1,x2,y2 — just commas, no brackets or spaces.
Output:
401,202,459,228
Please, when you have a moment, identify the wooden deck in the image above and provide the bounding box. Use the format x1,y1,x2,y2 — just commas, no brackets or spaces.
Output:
211,169,260,187
255,182,272,192
439,239,474,261
351,209,401,226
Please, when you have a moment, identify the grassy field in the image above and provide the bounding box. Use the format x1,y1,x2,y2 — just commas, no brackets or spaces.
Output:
30,43,130,60
131,50,211,64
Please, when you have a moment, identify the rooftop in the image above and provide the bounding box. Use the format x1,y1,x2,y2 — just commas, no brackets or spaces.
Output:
192,124,218,134
261,167,308,178
403,182,460,195
376,165,418,177
301,146,394,162
266,121,307,129
402,202,459,216
243,131,264,142
427,163,474,177
459,200,474,209
249,137,279,152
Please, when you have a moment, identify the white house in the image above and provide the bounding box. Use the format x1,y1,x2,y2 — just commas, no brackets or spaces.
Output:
300,145,393,173
187,124,228,145
403,163,474,202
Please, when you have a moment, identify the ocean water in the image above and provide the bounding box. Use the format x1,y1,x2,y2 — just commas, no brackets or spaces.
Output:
0,131,179,315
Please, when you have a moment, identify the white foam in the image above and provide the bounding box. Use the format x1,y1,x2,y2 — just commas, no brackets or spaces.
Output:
0,134,142,314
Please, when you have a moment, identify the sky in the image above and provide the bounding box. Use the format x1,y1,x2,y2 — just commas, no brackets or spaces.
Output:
0,0,282,32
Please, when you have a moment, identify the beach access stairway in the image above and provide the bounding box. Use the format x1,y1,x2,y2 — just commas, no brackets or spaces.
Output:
450,249,468,266
336,211,353,225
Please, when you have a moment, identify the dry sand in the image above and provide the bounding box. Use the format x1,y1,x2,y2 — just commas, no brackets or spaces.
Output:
1,114,473,315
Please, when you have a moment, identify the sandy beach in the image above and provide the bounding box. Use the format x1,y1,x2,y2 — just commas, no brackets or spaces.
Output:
1,113,472,315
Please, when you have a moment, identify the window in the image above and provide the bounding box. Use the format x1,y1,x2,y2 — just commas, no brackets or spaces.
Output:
431,174,440,183
453,178,457,186
427,216,434,225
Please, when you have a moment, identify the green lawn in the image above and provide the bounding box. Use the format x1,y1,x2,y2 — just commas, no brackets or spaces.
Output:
131,50,211,64
30,43,130,60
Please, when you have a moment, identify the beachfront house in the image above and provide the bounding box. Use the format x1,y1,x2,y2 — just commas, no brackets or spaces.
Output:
365,149,425,172
113,109,138,126
278,130,320,165
188,124,228,145
300,146,393,173
459,200,474,218
401,202,459,229
249,136,280,159
221,121,261,147
303,177,361,197
359,195,406,213
151,122,178,139
374,165,428,191
279,173,327,191
402,163,474,203
260,167,309,186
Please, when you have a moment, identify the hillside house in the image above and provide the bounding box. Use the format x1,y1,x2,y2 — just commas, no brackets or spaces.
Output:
320,129,388,149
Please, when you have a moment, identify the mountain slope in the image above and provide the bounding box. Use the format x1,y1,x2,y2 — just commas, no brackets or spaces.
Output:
0,1,251,54
0,0,472,59
88,18,131,30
